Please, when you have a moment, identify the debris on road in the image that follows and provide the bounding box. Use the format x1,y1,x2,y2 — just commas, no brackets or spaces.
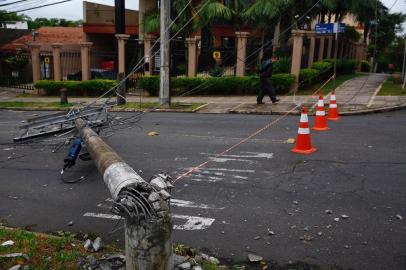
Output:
395,214,403,220
84,239,93,252
209,256,220,265
178,262,191,269
1,240,14,247
174,255,187,265
254,236,261,240
93,237,102,252
248,253,263,262
0,253,26,258
300,235,314,242
67,221,73,226
325,209,333,214
147,131,159,136
77,253,125,269
292,200,299,205
334,218,340,222
267,229,275,235
341,214,350,219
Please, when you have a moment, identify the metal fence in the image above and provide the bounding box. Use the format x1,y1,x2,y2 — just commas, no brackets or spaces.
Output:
0,50,34,90
61,50,81,81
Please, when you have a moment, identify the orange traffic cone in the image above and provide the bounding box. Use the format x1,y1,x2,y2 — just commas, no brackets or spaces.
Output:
312,95,330,131
291,107,317,155
327,91,340,121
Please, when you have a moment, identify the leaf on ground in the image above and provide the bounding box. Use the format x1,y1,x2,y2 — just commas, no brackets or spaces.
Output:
148,131,159,136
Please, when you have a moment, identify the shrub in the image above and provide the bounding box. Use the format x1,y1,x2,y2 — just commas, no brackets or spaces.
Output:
311,61,332,72
299,68,320,85
208,66,225,77
273,57,291,74
138,74,295,96
138,76,160,96
327,59,359,74
360,61,371,72
35,79,117,96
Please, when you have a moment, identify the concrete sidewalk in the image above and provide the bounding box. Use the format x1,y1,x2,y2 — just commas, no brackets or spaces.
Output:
1,73,405,115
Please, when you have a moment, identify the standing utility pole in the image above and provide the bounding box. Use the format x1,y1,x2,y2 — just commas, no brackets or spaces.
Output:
75,118,174,270
159,0,171,106
333,23,339,88
402,35,406,90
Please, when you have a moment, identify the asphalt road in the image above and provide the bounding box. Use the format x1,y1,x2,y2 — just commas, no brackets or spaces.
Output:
1,110,406,270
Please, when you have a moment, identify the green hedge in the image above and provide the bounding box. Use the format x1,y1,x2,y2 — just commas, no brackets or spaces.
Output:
311,61,333,72
138,74,295,96
323,59,359,75
35,80,117,96
299,68,320,84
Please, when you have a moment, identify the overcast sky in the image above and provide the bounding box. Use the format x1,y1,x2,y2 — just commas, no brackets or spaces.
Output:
6,0,406,30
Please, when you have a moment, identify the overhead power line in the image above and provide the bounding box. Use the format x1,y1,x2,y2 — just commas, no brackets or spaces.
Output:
5,0,71,13
0,0,31,7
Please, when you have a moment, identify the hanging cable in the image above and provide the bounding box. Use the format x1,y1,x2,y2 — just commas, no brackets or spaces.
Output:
3,0,72,13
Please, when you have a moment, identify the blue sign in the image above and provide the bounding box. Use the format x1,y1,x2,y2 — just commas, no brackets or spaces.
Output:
315,23,345,34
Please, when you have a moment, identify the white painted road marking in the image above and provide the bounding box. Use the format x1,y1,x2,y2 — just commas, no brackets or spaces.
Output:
171,199,225,210
83,212,215,230
172,214,215,230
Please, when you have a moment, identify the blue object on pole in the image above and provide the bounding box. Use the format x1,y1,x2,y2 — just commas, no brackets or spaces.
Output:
316,23,345,34
64,138,82,169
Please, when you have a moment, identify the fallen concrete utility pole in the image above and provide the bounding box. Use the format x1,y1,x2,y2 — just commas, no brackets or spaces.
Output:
75,118,174,270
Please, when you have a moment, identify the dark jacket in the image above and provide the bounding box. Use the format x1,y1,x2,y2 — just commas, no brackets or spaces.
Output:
259,59,273,79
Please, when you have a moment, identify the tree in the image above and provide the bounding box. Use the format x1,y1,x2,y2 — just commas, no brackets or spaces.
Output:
0,10,30,22
27,17,82,29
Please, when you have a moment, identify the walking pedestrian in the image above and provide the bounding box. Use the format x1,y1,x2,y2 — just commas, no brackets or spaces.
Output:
257,53,280,105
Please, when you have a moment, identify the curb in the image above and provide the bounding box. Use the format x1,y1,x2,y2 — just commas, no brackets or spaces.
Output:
229,103,406,116
1,103,405,115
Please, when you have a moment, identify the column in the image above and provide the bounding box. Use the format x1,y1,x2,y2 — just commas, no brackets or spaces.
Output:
235,31,250,77
51,43,62,81
318,36,325,61
138,0,146,42
116,34,130,75
291,30,305,92
29,43,41,84
273,22,281,53
308,31,316,67
144,34,156,75
80,42,92,81
138,0,156,43
326,35,333,59
185,37,198,77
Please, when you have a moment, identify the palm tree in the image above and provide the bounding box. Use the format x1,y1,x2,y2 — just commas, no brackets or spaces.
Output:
243,0,288,58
